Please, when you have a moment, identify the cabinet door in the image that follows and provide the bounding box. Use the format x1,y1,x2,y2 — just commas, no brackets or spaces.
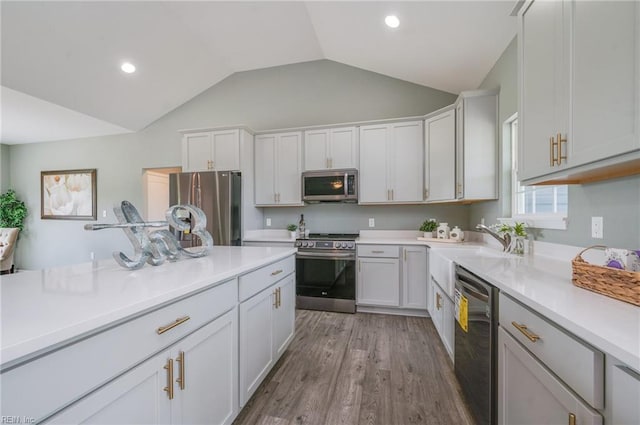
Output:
304,129,329,170
402,246,427,309
357,257,400,306
359,125,389,203
430,281,444,338
390,121,423,202
455,101,465,199
424,110,456,202
254,135,276,205
276,132,302,205
172,309,238,425
45,352,171,424
183,132,213,172
570,1,640,166
498,327,602,425
519,0,569,181
442,294,455,360
239,286,275,406
330,127,358,169
211,129,240,171
611,364,640,425
273,274,295,359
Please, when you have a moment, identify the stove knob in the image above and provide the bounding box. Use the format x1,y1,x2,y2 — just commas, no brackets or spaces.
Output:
295,241,302,247
337,242,344,249
302,242,308,247
308,242,314,248
348,242,354,249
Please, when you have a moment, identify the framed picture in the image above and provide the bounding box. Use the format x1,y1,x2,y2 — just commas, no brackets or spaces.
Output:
41,169,97,220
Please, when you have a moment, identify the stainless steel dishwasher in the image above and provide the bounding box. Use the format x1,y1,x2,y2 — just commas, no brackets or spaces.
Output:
454,265,499,425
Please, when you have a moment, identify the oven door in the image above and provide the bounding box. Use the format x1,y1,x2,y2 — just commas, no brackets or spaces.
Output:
296,251,356,301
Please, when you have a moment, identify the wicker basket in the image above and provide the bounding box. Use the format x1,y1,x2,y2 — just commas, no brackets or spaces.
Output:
572,245,640,306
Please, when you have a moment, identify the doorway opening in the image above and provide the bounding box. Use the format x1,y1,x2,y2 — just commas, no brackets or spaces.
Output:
142,167,181,221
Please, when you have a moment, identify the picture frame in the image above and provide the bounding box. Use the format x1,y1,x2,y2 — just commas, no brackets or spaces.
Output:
41,169,97,220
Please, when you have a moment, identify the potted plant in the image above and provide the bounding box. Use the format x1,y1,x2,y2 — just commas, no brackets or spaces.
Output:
287,224,298,239
0,189,27,231
497,222,528,255
419,218,438,238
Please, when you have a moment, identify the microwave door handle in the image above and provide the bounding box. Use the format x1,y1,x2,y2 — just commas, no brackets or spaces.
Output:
344,173,348,196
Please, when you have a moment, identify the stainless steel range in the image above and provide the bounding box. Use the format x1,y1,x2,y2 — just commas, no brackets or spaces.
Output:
295,233,358,314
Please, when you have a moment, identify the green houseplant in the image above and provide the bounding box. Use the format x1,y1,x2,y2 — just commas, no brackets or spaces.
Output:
419,219,438,238
287,224,298,239
0,189,27,231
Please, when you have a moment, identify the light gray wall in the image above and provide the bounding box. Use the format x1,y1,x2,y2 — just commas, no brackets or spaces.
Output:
8,60,457,269
1,143,10,192
262,203,469,235
469,37,640,249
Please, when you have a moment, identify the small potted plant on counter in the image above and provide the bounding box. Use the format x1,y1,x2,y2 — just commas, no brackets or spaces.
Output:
498,222,528,255
419,218,438,238
287,224,298,239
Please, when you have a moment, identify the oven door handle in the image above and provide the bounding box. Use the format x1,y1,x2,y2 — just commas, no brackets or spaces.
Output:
296,252,355,260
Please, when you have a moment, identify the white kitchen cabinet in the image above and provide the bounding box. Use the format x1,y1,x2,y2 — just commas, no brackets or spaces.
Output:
498,327,602,425
401,246,428,309
518,0,640,184
359,121,423,204
239,272,295,406
182,129,241,172
357,256,400,307
424,107,456,202
304,127,357,170
455,90,498,200
254,132,302,206
428,277,454,360
46,309,239,425
610,363,640,425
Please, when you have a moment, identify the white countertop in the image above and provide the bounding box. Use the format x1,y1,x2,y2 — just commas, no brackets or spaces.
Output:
0,246,296,368
243,229,296,243
429,245,640,371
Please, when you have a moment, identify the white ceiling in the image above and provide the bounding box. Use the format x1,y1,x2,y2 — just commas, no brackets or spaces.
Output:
1,1,517,145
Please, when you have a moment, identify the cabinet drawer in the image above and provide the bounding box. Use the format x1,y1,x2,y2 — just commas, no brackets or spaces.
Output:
239,255,295,302
357,244,399,258
1,279,238,421
499,293,604,408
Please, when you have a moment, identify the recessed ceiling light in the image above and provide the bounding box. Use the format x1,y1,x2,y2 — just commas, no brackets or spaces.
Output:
385,15,400,28
121,62,136,74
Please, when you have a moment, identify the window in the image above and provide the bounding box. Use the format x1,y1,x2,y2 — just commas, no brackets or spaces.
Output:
508,116,568,230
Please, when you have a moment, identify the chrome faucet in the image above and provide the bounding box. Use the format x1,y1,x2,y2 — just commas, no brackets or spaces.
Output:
476,224,511,252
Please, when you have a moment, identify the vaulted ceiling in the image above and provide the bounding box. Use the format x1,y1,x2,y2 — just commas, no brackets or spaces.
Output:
1,1,517,144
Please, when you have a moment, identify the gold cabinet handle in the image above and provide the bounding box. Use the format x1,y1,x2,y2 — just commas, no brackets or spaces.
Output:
557,133,567,165
436,293,442,310
271,269,283,276
176,351,185,390
157,316,191,335
568,413,576,425
164,358,174,400
277,287,281,308
550,136,556,166
273,288,278,308
512,321,541,342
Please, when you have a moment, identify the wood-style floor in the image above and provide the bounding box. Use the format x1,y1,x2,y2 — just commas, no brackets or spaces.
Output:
233,309,475,425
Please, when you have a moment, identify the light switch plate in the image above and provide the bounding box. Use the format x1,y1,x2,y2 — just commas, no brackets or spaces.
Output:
266,218,271,227
368,218,375,227
591,217,603,239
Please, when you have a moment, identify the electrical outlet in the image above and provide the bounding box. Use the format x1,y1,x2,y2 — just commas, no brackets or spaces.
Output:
266,218,271,227
102,210,107,218
368,218,375,228
591,217,603,239
90,252,95,260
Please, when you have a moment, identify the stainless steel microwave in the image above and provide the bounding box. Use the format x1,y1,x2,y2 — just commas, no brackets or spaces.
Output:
301,169,358,203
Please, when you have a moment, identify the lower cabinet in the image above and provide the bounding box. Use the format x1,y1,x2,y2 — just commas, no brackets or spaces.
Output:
427,276,454,360
356,244,427,312
239,272,295,406
609,361,640,425
498,327,602,425
45,308,239,425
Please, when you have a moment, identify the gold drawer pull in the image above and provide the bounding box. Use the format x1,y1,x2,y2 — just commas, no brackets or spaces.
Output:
550,136,556,166
157,316,191,335
557,133,567,165
164,358,174,399
512,321,540,342
176,351,185,390
271,269,283,276
568,413,576,425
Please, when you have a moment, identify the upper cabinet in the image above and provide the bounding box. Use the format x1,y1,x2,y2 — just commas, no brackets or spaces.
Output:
359,121,424,204
304,127,358,170
254,132,303,206
455,90,498,201
424,107,456,202
519,0,640,184
182,129,241,172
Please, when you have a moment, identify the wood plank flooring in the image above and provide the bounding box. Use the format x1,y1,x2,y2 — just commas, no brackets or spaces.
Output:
233,310,475,425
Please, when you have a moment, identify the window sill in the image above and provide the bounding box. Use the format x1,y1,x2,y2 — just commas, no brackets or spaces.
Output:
497,215,568,230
